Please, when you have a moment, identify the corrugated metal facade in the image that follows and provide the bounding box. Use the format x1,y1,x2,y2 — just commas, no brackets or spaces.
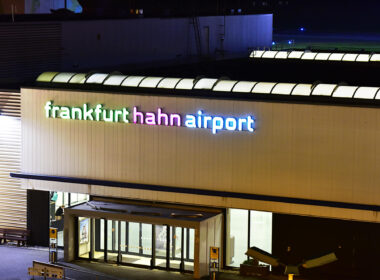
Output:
21,88,380,223
0,91,25,229
0,22,61,84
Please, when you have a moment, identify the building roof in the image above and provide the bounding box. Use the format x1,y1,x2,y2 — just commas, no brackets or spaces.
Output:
250,50,380,62
36,72,380,101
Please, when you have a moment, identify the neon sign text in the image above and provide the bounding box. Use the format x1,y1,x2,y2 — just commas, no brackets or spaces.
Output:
45,101,256,134
44,101,129,123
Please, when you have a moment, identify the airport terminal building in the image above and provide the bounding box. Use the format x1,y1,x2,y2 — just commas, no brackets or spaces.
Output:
5,69,378,278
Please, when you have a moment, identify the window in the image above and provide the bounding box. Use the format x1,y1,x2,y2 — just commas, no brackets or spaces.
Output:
227,209,248,267
227,208,272,267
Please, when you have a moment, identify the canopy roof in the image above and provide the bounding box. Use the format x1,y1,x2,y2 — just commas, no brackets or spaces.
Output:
250,50,380,62
36,72,380,100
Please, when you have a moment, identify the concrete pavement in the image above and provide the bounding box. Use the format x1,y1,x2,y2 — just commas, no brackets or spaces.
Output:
0,245,267,280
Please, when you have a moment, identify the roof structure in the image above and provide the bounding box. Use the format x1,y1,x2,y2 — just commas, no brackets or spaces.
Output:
36,72,380,100
250,50,380,62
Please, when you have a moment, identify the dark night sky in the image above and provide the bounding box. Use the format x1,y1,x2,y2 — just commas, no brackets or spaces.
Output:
276,0,380,33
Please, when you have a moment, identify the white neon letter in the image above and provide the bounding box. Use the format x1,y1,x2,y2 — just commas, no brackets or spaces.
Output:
45,101,52,118
83,104,94,121
59,107,71,119
122,108,129,123
212,117,224,134
238,118,247,131
95,104,102,121
185,115,196,128
247,116,255,132
225,117,237,131
71,107,82,120
103,109,114,122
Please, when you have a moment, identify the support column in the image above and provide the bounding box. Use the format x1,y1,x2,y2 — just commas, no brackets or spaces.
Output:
64,212,76,262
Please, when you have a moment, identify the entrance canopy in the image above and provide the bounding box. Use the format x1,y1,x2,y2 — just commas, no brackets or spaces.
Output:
64,200,223,278
67,200,220,228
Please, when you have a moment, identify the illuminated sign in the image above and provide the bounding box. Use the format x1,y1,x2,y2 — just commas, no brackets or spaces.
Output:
45,101,255,134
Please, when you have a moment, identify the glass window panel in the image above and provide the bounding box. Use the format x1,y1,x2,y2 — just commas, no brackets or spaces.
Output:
155,225,167,268
250,210,272,251
107,220,113,251
86,73,108,84
370,54,380,61
103,75,128,86
121,76,146,87
354,87,379,99
252,82,276,94
175,78,195,90
189,229,194,260
213,80,238,92
301,52,317,60
288,51,304,59
292,84,312,96
36,72,59,82
63,193,69,207
100,219,104,250
94,219,105,260
228,209,248,267
184,229,187,259
274,51,288,59
52,72,76,83
174,227,182,259
251,50,265,58
77,194,89,203
311,84,337,96
71,193,79,205
114,222,119,253
141,223,152,255
120,221,127,252
157,78,181,89
342,53,359,61
55,192,63,212
128,222,140,253
139,77,164,88
193,78,218,90
315,53,331,60
232,81,257,93
356,54,370,62
250,211,272,266
328,53,345,61
332,86,358,98
271,83,296,95
69,73,87,84
262,51,278,58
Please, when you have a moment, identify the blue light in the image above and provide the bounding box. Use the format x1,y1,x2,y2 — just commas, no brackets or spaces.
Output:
272,41,276,46
288,40,292,45
300,27,305,31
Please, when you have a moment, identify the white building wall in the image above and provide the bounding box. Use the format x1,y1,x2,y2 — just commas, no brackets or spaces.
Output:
20,88,380,223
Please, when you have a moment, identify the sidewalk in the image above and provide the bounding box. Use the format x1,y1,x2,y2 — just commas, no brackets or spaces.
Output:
0,245,267,280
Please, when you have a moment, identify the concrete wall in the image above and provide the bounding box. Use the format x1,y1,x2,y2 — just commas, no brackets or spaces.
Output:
198,215,223,277
21,88,380,223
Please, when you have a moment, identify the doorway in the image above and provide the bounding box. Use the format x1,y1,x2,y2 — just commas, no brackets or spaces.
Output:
77,217,195,272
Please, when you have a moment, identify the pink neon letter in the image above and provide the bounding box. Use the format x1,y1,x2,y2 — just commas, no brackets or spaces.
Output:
157,108,168,126
133,107,144,124
170,114,181,127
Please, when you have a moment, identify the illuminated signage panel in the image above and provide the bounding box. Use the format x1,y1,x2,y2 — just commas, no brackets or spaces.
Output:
45,101,255,134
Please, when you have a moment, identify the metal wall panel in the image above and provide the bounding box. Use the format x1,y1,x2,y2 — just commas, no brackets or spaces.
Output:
0,91,25,229
21,88,380,222
0,22,61,84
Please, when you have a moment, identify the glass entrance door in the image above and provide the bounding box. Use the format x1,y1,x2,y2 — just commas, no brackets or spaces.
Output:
106,220,119,262
78,218,194,271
